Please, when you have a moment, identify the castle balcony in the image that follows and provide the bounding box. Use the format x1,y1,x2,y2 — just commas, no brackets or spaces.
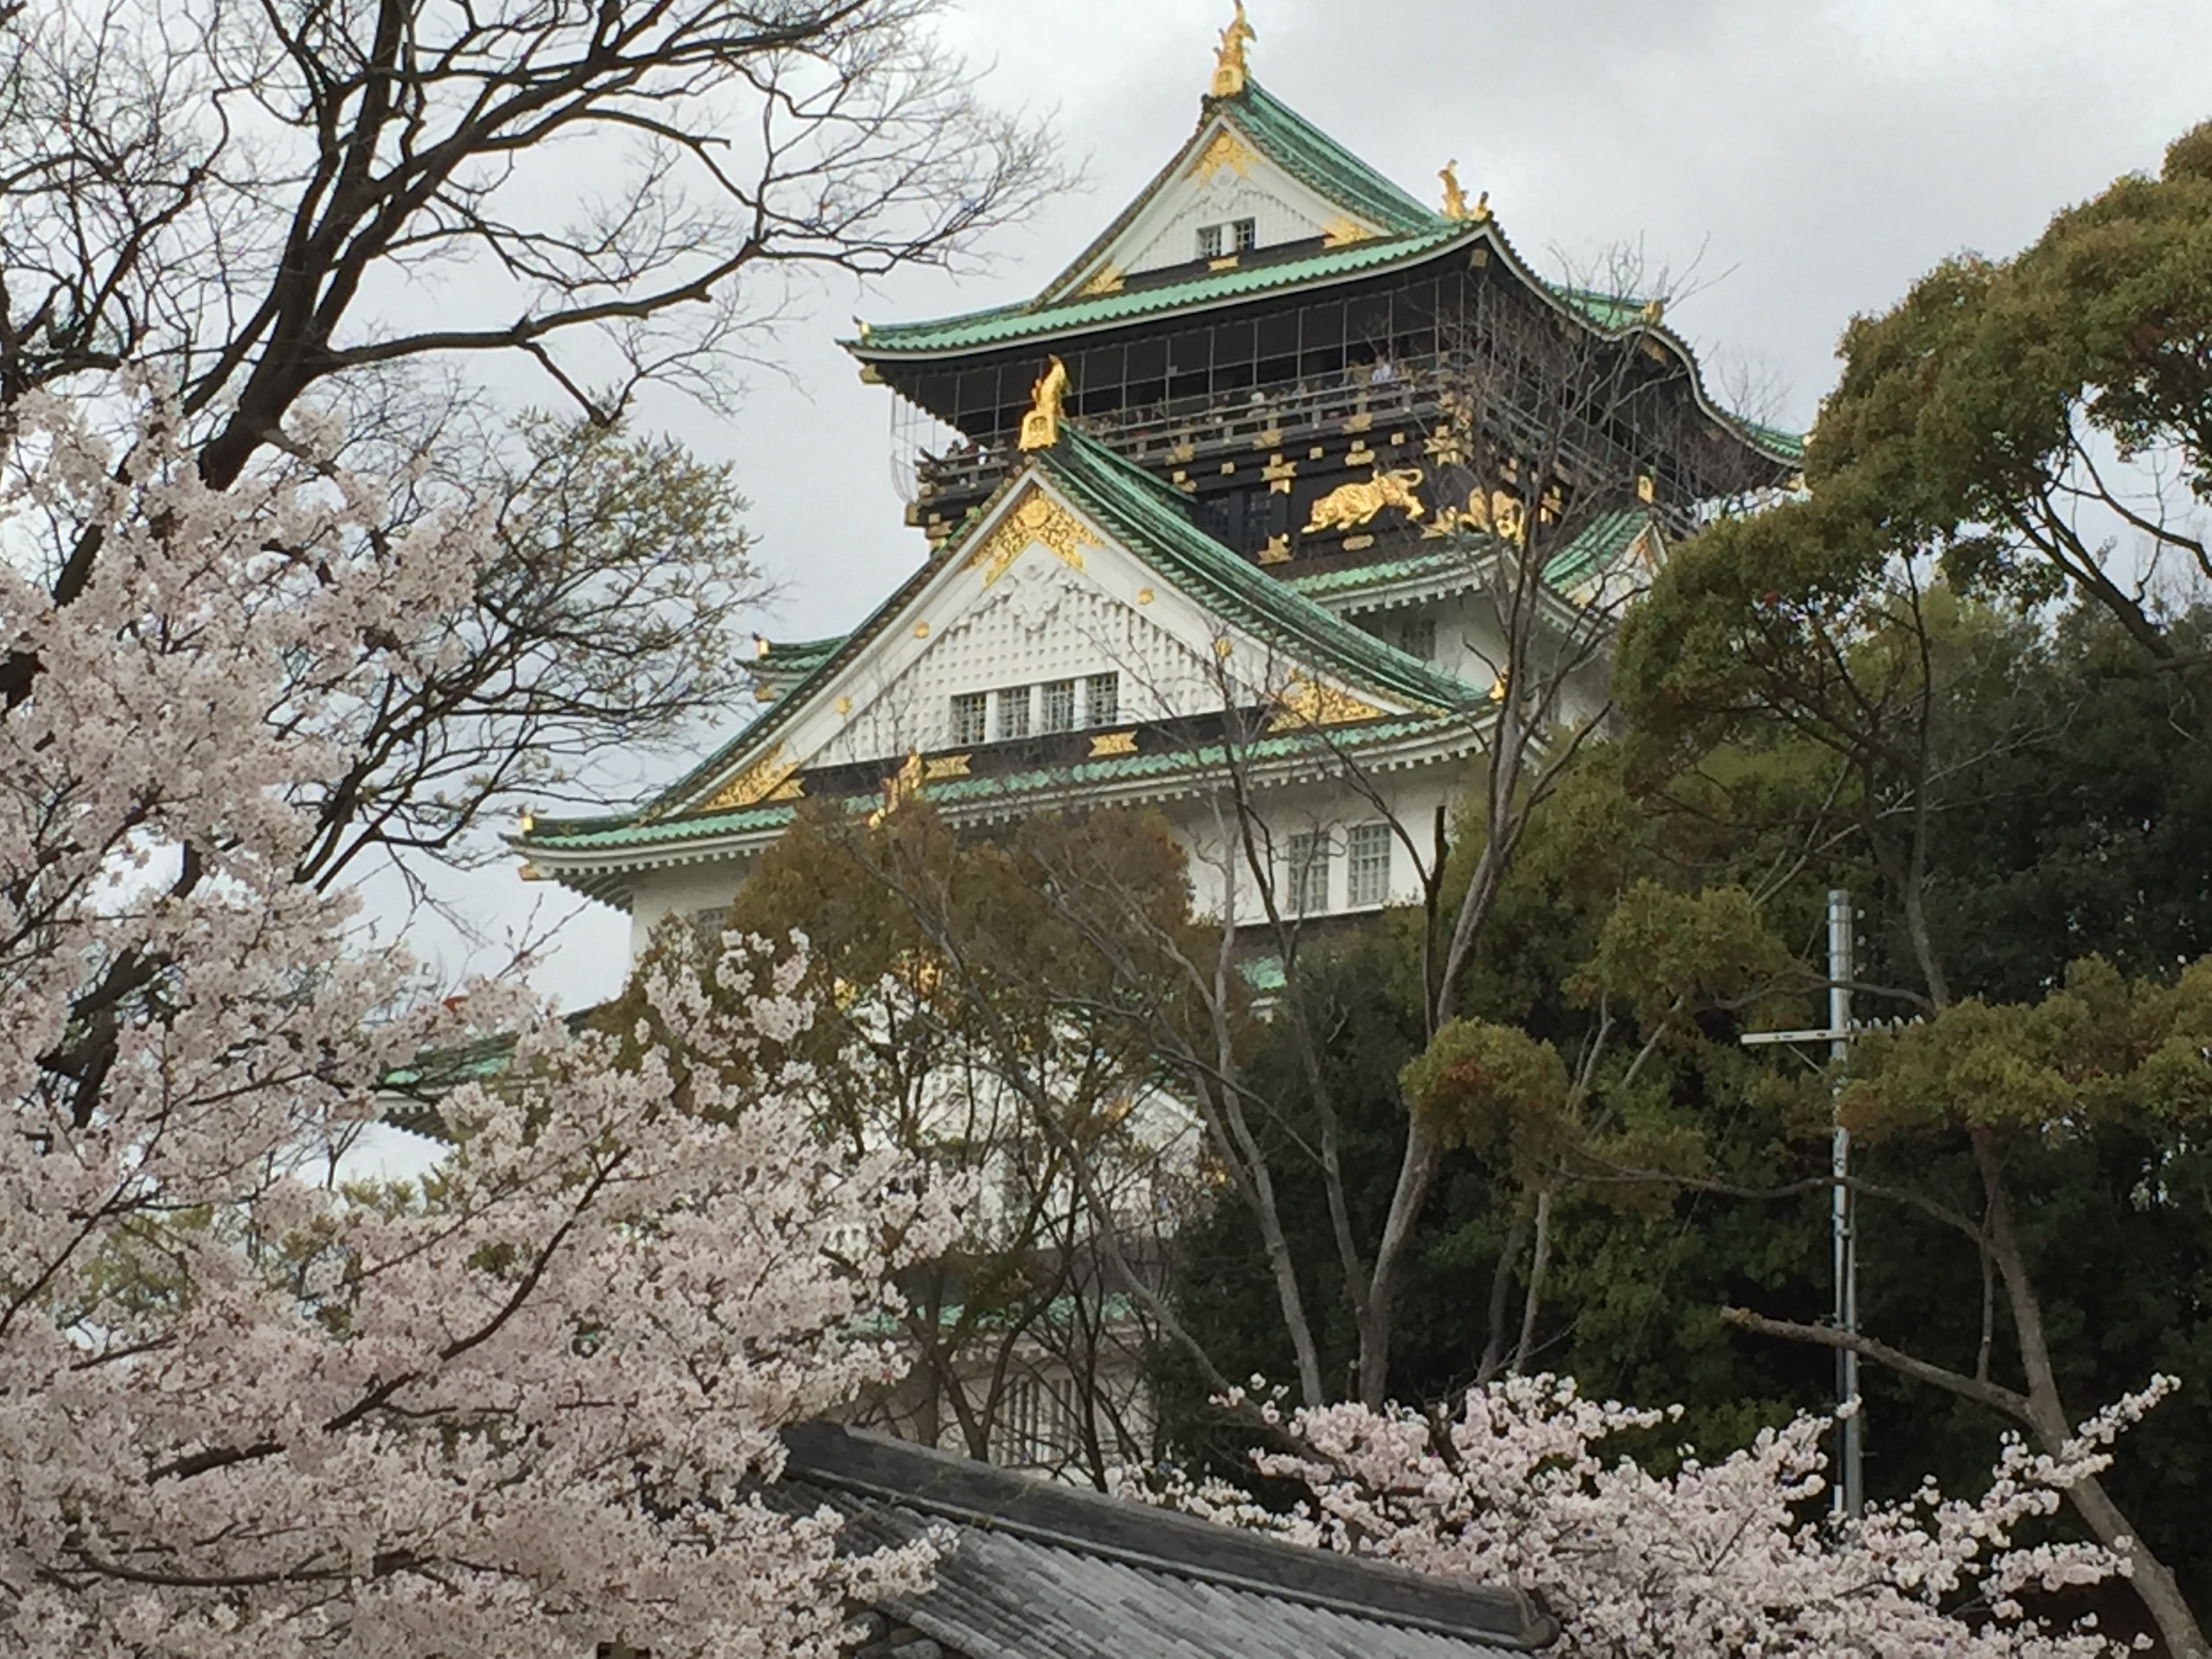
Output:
908,355,1679,544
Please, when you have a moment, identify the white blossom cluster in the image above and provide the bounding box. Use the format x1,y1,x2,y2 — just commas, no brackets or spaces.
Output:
1131,1374,2174,1657
0,390,950,1655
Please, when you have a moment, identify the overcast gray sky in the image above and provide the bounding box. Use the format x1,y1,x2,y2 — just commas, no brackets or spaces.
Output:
403,0,2211,1013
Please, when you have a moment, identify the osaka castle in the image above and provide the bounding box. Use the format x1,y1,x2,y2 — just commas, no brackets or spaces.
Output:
512,10,1799,950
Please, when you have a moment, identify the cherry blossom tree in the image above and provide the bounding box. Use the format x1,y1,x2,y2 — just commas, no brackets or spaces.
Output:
0,384,950,1655
1134,1374,2171,1658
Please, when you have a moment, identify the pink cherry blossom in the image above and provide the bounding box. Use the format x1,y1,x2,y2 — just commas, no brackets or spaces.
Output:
1129,1374,2169,1658
0,387,951,1656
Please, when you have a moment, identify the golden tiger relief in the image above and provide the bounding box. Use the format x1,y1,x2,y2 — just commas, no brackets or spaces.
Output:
1303,467,1425,535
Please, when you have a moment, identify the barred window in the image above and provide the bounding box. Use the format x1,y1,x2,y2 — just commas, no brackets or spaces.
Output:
1040,678,1078,733
1286,831,1331,916
1086,672,1120,726
1347,823,1392,907
1232,217,1258,253
951,691,988,745
1197,223,1225,261
1399,615,1437,661
996,684,1031,741
992,1374,1073,1467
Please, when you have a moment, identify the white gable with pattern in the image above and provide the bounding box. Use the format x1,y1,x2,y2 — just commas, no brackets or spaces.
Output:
678,475,1409,815
1054,115,1383,298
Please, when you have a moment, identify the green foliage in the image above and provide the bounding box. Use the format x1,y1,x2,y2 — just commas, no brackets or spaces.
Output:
1843,956,2212,1139
1797,119,2212,642
1403,1017,1569,1166
1584,882,1795,1034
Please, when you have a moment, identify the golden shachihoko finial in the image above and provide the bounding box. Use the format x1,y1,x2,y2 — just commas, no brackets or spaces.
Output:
1019,356,1069,451
1439,159,1470,221
1212,1,1255,98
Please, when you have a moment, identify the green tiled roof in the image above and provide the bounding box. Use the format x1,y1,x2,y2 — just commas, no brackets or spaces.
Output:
1038,426,1477,712
1230,81,1444,237
518,427,1482,857
522,712,1468,856
1285,546,1471,600
845,77,1801,468
1544,509,1660,590
1734,417,1806,464
1282,510,1659,605
859,224,1476,356
757,634,844,672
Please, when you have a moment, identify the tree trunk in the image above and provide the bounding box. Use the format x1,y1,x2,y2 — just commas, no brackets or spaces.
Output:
1976,1128,2207,1658
1511,1185,1554,1374
1356,1122,1439,1406
1475,1201,1532,1385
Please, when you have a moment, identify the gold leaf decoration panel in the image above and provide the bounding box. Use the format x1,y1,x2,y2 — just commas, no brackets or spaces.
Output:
704,743,804,813
1268,674,1386,731
1189,129,1255,184
968,485,1105,588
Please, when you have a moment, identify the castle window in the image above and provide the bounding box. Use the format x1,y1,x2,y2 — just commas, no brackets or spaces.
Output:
996,684,1031,741
951,691,988,745
1086,672,1120,726
1232,217,1257,253
1040,678,1078,733
1347,823,1392,907
1197,224,1225,261
1399,616,1437,661
1286,831,1331,916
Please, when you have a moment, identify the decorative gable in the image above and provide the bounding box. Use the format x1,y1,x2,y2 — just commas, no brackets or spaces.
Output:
1055,114,1385,298
667,474,1429,818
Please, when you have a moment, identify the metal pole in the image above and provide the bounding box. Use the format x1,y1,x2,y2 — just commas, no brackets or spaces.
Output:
1827,888,1862,1522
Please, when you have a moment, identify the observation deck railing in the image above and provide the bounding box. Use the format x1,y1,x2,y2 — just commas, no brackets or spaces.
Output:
911,356,1635,516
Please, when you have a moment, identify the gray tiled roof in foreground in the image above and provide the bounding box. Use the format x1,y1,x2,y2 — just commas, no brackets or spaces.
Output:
778,1424,1557,1659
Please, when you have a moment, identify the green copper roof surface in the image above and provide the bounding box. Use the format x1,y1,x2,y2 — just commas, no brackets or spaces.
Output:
845,81,1801,468
1037,425,1477,712
757,635,843,670
1281,510,1658,602
520,428,1481,857
1229,81,1445,237
522,711,1469,855
1542,509,1660,590
1284,546,1473,599
859,224,1476,355
1733,417,1806,464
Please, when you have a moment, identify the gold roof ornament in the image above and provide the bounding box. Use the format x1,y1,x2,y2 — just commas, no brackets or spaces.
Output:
1640,297,1666,325
1439,160,1471,221
1211,1,1254,98
1188,129,1254,184
853,315,873,341
868,748,926,827
1018,355,1069,451
1472,190,1492,223
704,742,804,812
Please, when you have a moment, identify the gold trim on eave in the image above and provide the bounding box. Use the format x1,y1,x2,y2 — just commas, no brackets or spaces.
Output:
704,743,804,812
970,484,1103,587
1269,674,1385,731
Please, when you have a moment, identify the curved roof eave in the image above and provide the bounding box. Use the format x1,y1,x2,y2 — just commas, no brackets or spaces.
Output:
848,214,1801,472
